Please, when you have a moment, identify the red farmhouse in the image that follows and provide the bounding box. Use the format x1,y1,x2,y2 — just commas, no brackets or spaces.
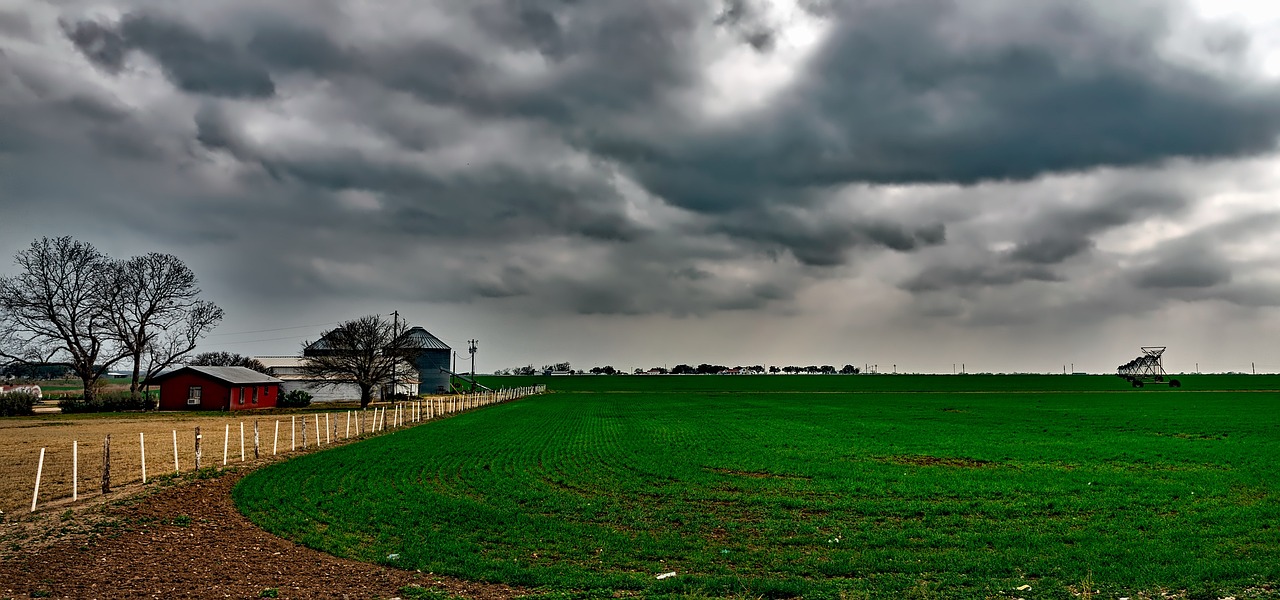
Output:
151,366,284,411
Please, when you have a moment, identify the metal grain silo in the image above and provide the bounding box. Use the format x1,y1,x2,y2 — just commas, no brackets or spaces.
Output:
394,326,452,394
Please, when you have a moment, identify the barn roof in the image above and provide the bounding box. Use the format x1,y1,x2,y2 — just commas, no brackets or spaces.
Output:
152,366,283,385
393,326,451,351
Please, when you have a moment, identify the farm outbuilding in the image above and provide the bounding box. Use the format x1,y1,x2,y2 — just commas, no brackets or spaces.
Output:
393,326,452,394
303,324,452,395
151,366,283,411
253,356,416,402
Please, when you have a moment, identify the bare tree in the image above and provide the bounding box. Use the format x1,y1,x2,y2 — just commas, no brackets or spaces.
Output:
301,314,404,408
0,237,127,401
101,252,223,399
189,351,270,374
137,301,226,396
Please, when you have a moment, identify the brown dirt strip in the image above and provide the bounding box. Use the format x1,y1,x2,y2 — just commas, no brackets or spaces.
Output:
0,468,529,600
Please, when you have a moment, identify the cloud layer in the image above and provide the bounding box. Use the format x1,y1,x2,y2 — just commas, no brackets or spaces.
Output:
3,0,1280,369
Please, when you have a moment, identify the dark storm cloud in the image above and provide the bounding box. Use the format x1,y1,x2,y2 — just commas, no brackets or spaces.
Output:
62,20,129,72
66,13,275,98
14,0,1280,322
714,0,776,51
1008,236,1094,265
1009,189,1190,265
903,263,1061,293
1134,258,1232,289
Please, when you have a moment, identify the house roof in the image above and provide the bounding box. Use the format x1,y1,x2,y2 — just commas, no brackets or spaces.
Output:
152,366,283,385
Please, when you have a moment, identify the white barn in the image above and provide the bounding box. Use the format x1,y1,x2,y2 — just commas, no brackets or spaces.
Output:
253,356,416,402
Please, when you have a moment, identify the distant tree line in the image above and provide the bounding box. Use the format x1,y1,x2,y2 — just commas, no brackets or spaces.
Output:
0,236,223,402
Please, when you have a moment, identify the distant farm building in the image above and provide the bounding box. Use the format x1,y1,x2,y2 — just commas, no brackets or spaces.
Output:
392,326,452,394
151,366,283,411
0,384,42,398
254,356,416,402
301,324,453,395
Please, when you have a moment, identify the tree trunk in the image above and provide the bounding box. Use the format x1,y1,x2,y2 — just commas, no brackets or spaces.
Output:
81,373,97,403
360,385,372,409
129,349,143,401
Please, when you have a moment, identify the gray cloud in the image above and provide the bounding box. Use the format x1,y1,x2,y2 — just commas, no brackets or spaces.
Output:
66,13,275,98
4,0,1278,344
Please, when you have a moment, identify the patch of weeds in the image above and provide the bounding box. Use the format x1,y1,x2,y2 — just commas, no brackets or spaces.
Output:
172,515,192,527
59,510,73,522
399,585,461,599
516,590,618,600
259,588,279,598
193,466,225,480
29,590,52,598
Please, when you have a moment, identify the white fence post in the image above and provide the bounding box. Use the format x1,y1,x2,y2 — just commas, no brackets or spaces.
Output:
239,422,245,462
172,430,179,474
140,432,147,484
346,411,351,439
291,416,296,451
31,447,45,512
223,423,229,466
73,440,78,501
273,420,279,456
325,413,331,444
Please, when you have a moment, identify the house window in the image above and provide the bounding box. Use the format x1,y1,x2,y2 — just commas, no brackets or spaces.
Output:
187,386,202,405
252,387,259,404
237,388,244,405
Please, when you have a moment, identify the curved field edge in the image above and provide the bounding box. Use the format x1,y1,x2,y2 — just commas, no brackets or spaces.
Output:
234,385,1280,599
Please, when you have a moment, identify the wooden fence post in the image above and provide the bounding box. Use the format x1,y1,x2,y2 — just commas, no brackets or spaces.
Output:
302,416,308,449
195,427,202,471
102,434,111,494
31,447,45,512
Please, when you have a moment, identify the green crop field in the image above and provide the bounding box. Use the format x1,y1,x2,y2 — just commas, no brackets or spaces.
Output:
235,376,1280,599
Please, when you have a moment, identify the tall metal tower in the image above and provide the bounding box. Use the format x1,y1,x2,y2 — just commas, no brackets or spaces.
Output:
468,339,478,377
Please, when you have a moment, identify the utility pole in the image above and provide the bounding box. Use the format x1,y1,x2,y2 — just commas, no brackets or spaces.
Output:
468,339,478,378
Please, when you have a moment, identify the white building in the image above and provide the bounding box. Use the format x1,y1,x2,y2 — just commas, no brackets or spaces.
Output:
253,356,417,402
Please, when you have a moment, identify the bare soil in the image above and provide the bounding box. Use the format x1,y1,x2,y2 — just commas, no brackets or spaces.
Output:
0,469,526,599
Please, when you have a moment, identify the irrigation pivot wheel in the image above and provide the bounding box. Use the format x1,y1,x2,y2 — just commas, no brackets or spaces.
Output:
1116,346,1181,388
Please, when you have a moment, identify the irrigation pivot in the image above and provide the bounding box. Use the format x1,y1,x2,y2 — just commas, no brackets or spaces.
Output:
1117,346,1181,388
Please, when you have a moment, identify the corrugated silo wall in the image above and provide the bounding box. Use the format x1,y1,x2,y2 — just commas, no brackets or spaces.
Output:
413,349,452,394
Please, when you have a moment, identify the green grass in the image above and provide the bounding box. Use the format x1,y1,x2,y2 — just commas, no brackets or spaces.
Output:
234,376,1280,599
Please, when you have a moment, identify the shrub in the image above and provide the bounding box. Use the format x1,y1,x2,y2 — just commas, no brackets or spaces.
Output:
0,390,38,416
58,391,157,414
279,389,313,408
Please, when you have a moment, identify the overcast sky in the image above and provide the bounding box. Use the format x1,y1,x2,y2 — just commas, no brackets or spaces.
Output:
4,0,1280,374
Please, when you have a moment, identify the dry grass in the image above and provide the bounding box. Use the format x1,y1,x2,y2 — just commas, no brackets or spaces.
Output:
0,397,471,517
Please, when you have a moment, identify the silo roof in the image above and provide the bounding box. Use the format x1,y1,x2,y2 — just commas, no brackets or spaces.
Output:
394,326,451,351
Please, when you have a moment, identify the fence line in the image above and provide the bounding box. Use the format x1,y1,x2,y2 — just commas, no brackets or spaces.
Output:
26,384,546,512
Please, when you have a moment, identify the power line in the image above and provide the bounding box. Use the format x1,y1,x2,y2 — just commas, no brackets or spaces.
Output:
197,334,310,347
206,321,340,337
